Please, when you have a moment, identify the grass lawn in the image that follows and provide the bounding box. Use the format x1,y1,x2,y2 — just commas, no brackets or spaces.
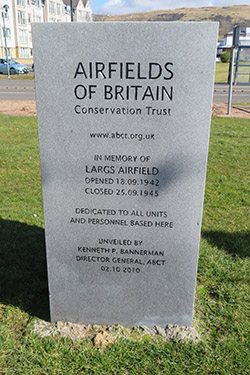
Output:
214,63,229,83
236,64,250,84
0,114,249,374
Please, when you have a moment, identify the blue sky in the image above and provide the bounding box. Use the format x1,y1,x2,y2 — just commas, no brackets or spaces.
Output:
91,0,250,14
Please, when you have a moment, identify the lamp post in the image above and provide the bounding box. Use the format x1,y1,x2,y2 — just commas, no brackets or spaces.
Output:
70,0,73,22
2,4,10,78
227,25,240,115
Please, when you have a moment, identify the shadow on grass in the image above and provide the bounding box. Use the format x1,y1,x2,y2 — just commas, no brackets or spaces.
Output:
202,230,250,258
0,218,50,320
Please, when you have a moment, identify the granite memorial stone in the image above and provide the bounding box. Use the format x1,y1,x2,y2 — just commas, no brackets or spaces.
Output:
32,22,218,327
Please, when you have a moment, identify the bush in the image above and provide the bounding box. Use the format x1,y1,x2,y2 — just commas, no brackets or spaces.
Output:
221,51,231,63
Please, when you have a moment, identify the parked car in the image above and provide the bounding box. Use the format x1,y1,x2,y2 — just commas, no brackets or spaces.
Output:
0,58,29,75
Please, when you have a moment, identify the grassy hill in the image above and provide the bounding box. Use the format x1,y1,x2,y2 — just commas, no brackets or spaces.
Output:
94,5,250,39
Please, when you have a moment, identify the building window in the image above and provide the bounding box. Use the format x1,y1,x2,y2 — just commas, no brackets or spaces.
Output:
57,4,61,15
2,48,11,57
49,1,55,14
29,31,32,42
35,16,41,22
27,0,30,5
18,11,26,25
78,10,83,21
86,12,92,22
30,48,33,56
19,29,28,43
64,5,70,15
20,47,28,58
28,14,31,23
17,0,25,6
35,0,40,8
2,28,11,39
2,10,9,19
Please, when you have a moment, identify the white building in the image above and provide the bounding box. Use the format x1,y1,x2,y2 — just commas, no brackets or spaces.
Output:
0,0,92,62
43,0,71,23
64,0,92,22
218,27,250,54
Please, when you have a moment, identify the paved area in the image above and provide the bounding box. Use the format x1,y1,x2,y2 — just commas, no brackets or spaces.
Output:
0,80,35,100
213,83,250,103
0,80,249,103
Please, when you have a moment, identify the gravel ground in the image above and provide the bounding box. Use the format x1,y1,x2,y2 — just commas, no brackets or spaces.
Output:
33,320,201,348
0,100,250,118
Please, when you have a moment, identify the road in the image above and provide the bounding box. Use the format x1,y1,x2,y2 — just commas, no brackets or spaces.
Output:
213,84,250,103
0,80,35,100
0,80,250,103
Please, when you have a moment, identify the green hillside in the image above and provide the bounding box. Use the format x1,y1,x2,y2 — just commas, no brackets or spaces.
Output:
94,5,250,39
